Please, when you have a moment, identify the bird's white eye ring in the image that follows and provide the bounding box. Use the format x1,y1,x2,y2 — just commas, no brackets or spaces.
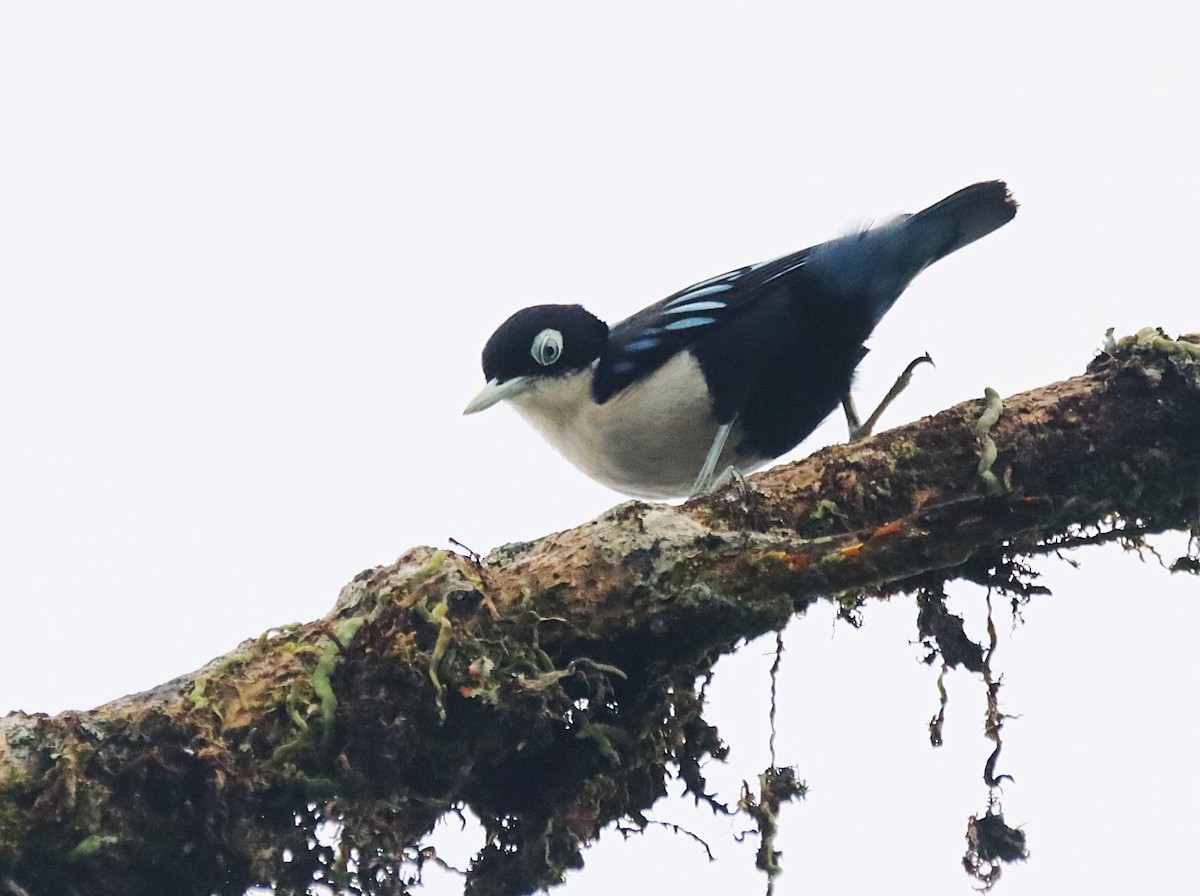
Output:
531,328,564,367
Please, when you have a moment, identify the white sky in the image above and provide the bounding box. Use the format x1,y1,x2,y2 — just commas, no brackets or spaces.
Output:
2,4,1197,894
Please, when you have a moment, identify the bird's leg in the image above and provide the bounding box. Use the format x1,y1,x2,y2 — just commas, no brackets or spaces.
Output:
844,353,934,442
690,421,735,497
842,394,864,438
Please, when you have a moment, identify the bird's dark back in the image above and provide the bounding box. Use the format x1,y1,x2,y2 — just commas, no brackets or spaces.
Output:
700,181,1017,458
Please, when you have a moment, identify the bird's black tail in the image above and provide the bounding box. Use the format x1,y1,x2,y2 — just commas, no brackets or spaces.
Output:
904,180,1018,265
806,180,1017,331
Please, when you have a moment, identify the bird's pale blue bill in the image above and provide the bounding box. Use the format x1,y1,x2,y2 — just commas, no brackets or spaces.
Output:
463,376,532,415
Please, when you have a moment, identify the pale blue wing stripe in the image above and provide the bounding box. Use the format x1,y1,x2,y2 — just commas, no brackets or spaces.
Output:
625,337,662,351
662,316,717,331
665,283,734,307
663,300,727,315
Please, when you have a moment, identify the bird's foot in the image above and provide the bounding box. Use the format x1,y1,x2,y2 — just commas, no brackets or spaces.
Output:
843,352,935,442
690,464,748,499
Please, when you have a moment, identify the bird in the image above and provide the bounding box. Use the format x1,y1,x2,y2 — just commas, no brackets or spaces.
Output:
464,181,1017,500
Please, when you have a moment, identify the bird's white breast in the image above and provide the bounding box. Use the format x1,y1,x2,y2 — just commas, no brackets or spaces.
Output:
507,352,762,499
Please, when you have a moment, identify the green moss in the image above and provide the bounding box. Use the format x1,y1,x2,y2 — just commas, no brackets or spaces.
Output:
974,387,1006,495
334,617,365,647
410,549,449,588
810,499,841,521
575,724,622,767
0,794,32,855
307,617,368,750
66,833,120,862
311,648,340,750
272,620,367,761
283,642,324,658
426,602,453,718
285,681,310,734
188,675,209,711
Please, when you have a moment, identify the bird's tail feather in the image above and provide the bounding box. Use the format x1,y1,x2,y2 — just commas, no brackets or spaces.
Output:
806,180,1017,330
904,180,1018,265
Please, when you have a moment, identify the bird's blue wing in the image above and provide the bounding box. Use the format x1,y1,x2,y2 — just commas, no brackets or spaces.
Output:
591,248,813,403
591,182,1017,406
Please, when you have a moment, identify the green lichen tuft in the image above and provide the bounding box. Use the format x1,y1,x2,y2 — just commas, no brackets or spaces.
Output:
188,675,209,711
411,549,449,587
974,387,1007,496
810,499,841,521
426,602,454,718
67,833,120,862
285,681,310,735
334,617,365,647
311,648,340,750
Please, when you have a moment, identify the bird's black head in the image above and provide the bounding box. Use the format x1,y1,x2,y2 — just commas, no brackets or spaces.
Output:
480,304,609,384
464,304,609,415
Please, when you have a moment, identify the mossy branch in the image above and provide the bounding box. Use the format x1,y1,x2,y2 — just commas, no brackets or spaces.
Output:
2,331,1198,896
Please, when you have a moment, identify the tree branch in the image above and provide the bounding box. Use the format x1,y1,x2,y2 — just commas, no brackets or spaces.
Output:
3,330,1198,896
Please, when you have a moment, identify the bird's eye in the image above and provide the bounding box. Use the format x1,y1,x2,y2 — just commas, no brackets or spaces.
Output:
531,328,564,367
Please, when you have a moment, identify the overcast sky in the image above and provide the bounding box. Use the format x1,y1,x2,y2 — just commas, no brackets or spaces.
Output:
2,4,1197,894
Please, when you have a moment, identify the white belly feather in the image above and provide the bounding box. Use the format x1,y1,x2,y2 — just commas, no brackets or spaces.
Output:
508,352,764,499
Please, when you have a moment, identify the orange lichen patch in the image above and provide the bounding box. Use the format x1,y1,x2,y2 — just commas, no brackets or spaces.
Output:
756,550,812,571
839,543,864,558
912,487,938,508
870,521,903,538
